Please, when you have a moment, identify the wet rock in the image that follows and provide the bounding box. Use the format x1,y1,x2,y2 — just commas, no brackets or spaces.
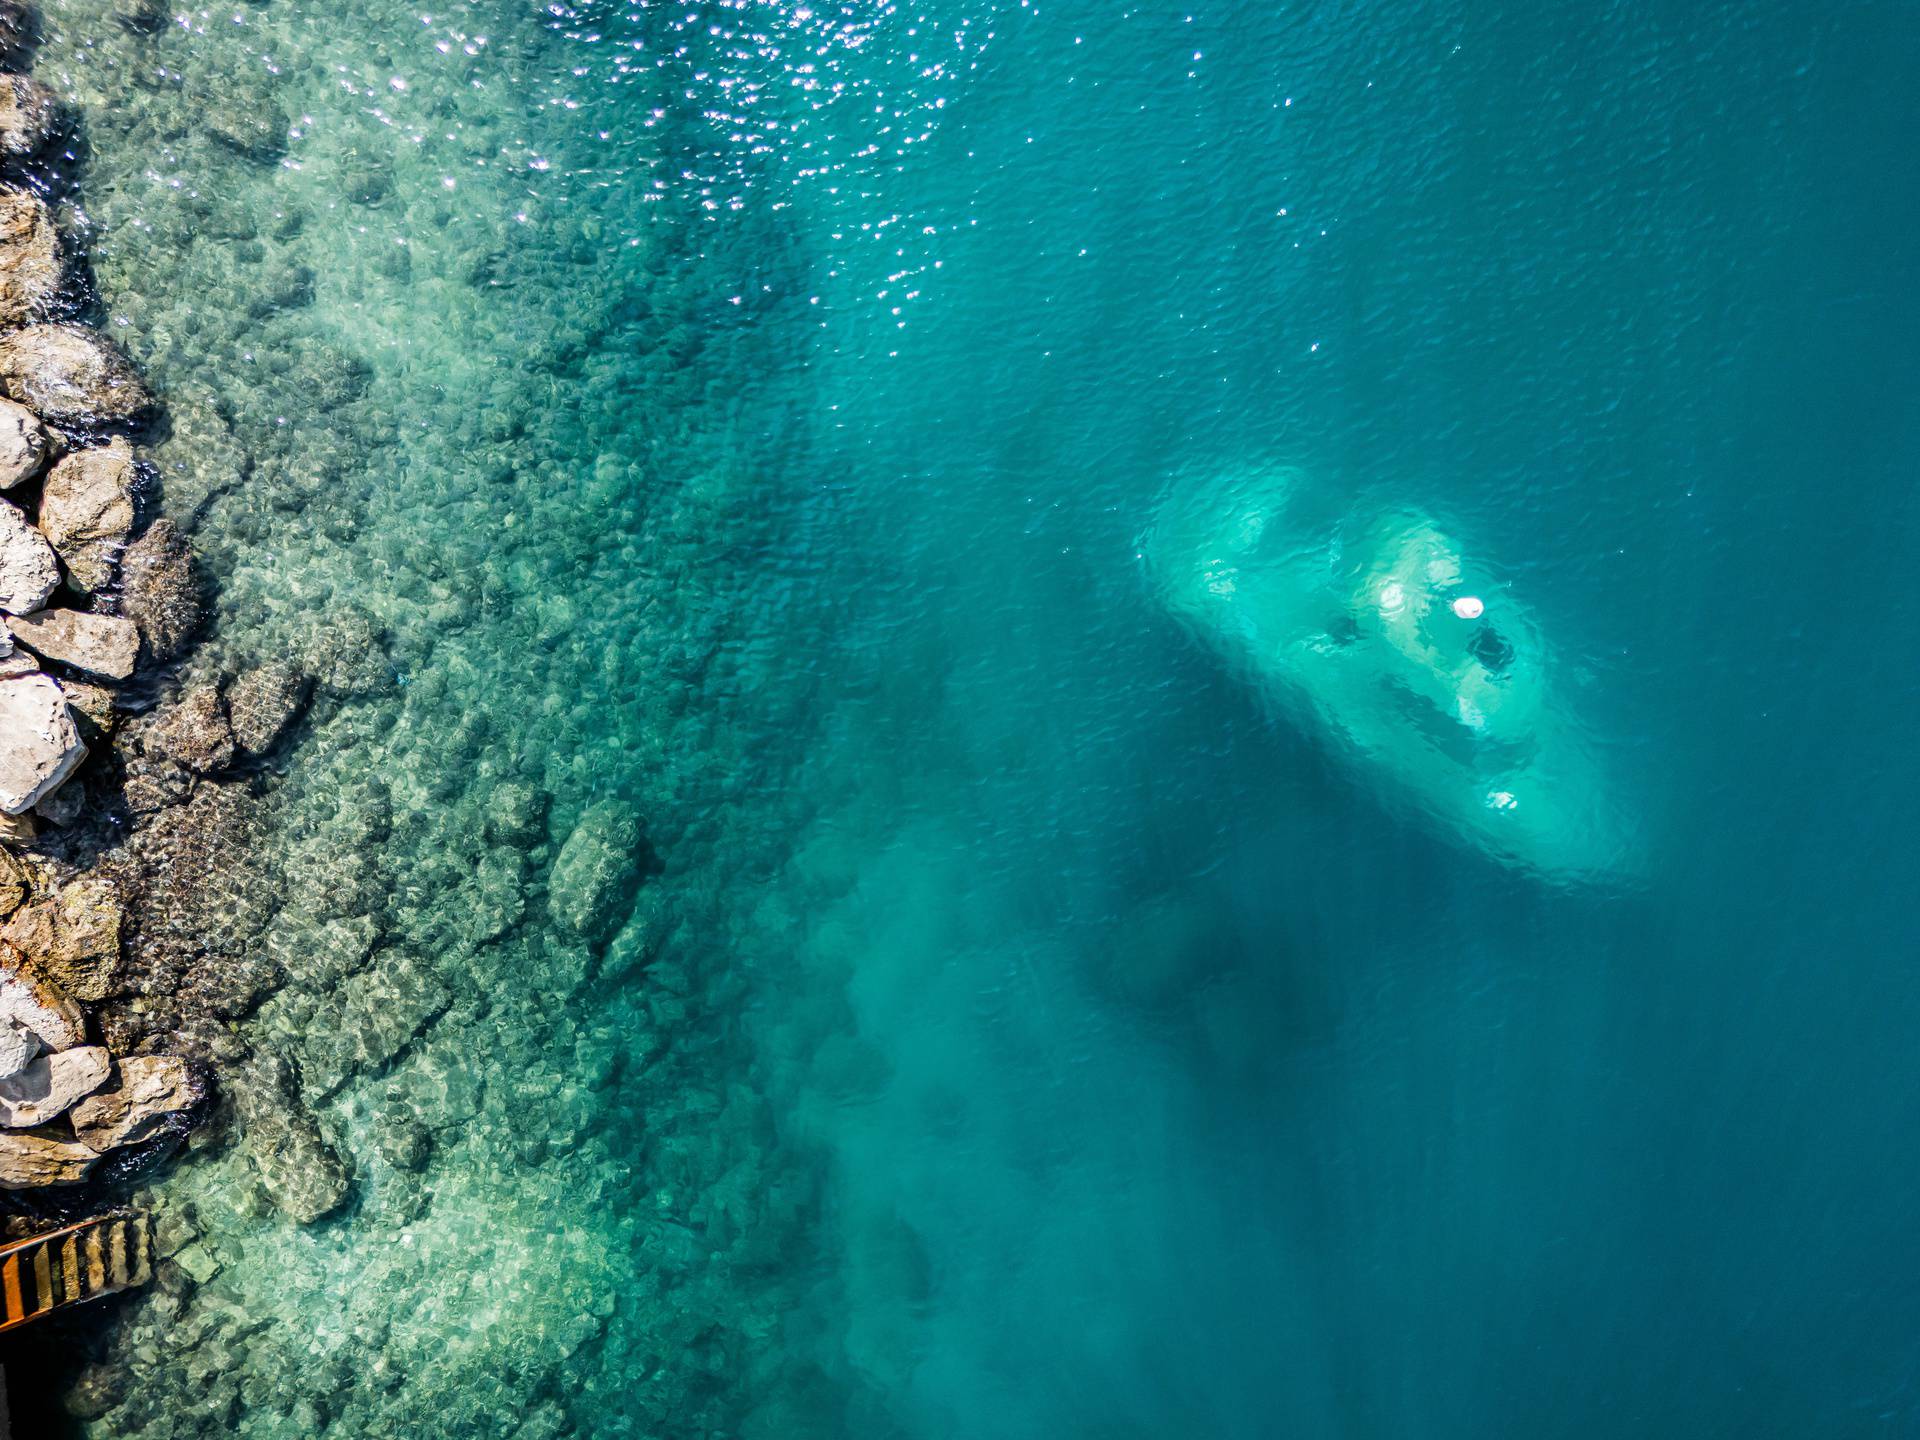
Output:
1,875,123,1001
0,6,37,67
6,608,139,680
0,942,79,1048
120,752,190,813
0,1127,97,1187
70,1054,200,1151
304,606,391,697
59,676,114,740
549,800,644,940
0,672,84,813
371,1111,432,1172
119,520,204,662
484,778,549,848
230,1050,351,1223
0,186,57,327
63,1361,129,1422
225,660,310,756
0,1043,108,1126
31,773,79,825
206,81,289,164
111,0,167,35
0,73,54,158
0,323,152,427
37,436,135,594
0,397,44,489
150,685,233,773
0,496,55,613
0,1019,33,1078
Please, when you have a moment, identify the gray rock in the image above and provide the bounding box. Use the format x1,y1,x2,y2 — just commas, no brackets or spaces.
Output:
0,672,84,813
37,437,134,594
0,397,46,490
0,1043,109,1126
0,186,58,328
0,945,83,1049
0,73,54,158
70,1054,200,1151
0,1128,97,1188
225,661,310,755
0,648,33,678
0,324,152,427
6,608,138,680
119,521,204,662
0,1018,35,1078
548,800,644,940
0,497,56,613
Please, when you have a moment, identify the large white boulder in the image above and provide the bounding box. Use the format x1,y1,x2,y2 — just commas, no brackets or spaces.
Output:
0,672,83,813
0,497,56,614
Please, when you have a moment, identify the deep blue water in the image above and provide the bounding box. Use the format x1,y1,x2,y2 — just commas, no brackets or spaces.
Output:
714,1,1920,1434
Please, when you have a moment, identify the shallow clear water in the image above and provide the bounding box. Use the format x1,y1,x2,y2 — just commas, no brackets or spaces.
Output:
12,0,1920,1434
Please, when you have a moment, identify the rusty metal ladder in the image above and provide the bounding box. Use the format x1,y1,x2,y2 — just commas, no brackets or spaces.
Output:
0,1212,152,1335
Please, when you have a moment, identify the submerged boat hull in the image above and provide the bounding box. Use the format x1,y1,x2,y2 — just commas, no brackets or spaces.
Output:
1148,467,1634,882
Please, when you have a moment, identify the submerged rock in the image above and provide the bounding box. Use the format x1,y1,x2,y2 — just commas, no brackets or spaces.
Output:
549,800,644,940
0,323,153,426
70,1054,199,1151
231,1050,351,1223
6,608,139,680
0,397,46,489
0,496,56,613
0,73,55,158
0,671,84,813
0,1043,108,1126
0,943,83,1049
119,520,204,662
150,684,234,773
0,1127,97,1187
0,6,37,66
37,437,135,594
225,660,311,756
0,186,58,327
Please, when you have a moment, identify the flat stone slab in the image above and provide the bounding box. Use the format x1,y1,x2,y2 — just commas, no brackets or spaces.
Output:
6,609,139,681
0,1044,109,1127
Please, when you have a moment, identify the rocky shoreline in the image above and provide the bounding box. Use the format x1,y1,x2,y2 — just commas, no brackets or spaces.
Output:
0,10,351,1242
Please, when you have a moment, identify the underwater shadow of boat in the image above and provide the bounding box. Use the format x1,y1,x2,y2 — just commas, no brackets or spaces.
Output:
1144,464,1641,886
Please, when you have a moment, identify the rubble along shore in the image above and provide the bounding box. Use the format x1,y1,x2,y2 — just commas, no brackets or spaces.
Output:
0,15,351,1235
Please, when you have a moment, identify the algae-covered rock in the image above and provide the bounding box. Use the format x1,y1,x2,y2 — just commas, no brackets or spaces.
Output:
0,5,36,66
549,799,644,940
0,1126,97,1187
0,496,56,613
0,186,58,327
0,1042,108,1126
0,874,123,1001
70,1054,200,1151
38,436,135,594
0,323,152,426
0,397,45,489
119,520,204,662
0,73,55,158
6,607,139,680
0,671,84,813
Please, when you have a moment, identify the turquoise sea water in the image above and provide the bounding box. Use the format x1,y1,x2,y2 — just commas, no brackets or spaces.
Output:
9,0,1920,1434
